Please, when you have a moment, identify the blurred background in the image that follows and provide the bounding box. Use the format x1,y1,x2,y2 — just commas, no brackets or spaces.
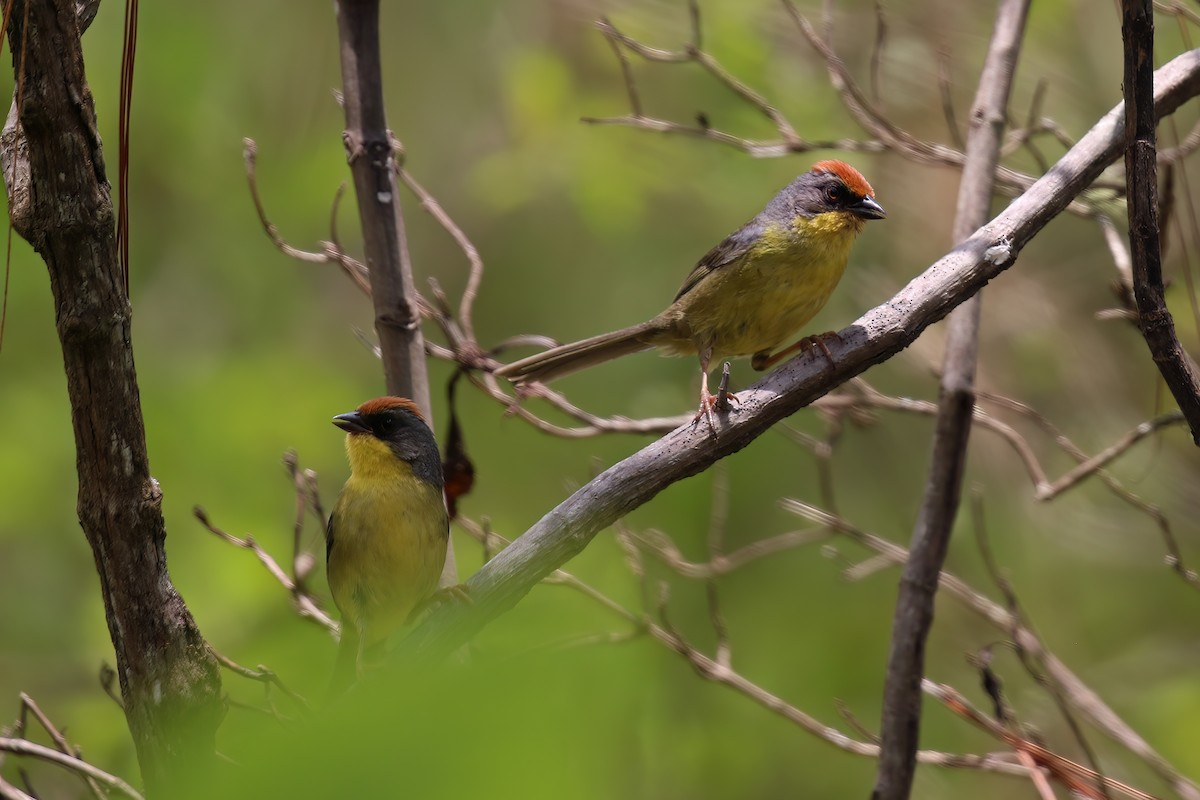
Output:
1,0,1197,797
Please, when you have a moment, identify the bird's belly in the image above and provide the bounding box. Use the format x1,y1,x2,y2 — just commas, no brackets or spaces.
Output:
327,480,447,645
675,249,850,360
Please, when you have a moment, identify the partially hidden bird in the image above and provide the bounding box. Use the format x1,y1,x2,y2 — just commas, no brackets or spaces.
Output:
495,160,885,419
326,396,448,692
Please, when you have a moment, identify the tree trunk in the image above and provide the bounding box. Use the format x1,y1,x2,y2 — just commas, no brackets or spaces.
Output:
0,1,222,794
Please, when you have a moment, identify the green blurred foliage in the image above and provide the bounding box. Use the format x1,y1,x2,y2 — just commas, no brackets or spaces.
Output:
1,0,1198,797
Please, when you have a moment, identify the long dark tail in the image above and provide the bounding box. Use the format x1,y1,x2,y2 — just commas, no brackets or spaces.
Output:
495,320,665,385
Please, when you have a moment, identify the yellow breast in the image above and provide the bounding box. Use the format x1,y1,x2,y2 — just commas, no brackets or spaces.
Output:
327,435,448,647
668,211,863,361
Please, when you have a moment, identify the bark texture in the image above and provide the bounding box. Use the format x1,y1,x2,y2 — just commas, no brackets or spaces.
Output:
335,0,431,412
1,1,222,793
1122,0,1200,445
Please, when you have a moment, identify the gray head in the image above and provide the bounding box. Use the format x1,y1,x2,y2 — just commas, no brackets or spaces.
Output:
332,397,443,489
764,159,886,223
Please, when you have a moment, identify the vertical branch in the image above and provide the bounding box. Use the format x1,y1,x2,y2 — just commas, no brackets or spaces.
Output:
1122,0,1200,445
0,0,222,793
333,2,455,584
872,2,1029,798
334,0,432,415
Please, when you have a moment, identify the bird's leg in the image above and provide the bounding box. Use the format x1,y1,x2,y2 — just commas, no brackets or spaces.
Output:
752,331,843,372
436,583,473,605
713,361,739,413
355,626,367,679
361,639,391,673
691,347,719,434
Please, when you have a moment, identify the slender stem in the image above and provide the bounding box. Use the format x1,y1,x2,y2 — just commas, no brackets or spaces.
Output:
872,4,1029,798
1122,0,1200,444
334,0,432,415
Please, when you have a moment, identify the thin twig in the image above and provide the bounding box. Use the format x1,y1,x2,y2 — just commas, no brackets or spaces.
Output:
98,663,123,709
208,646,309,717
936,46,965,150
0,739,143,800
817,382,1195,587
1033,412,1185,500
925,681,1159,799
633,551,1032,777
242,138,371,293
392,156,486,342
971,493,1112,799
632,526,829,579
648,597,1031,777
12,694,104,800
1014,749,1059,800
869,1,888,105
835,699,881,743
978,392,1196,587
781,0,1103,218
784,499,1198,799
425,504,1180,791
194,505,338,635
598,16,642,117
705,463,731,669
0,775,34,800
459,513,1024,778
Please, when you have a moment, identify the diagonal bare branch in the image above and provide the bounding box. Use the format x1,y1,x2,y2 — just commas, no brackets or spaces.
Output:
401,50,1200,664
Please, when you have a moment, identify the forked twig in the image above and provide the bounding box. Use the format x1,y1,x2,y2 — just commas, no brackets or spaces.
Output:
0,738,143,800
194,505,337,635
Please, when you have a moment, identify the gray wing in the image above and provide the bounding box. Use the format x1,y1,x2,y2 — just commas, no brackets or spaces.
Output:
325,511,336,564
673,220,764,302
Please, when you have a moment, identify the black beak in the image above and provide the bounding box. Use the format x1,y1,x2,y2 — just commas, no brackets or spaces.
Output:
850,195,886,220
332,411,371,435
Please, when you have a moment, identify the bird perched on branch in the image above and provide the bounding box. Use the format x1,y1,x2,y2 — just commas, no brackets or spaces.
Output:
326,396,448,692
496,160,885,421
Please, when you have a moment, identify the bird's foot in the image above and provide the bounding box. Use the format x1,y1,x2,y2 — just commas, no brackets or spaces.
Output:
691,363,737,434
690,387,722,435
800,331,842,368
433,583,473,607
407,583,473,623
751,331,843,372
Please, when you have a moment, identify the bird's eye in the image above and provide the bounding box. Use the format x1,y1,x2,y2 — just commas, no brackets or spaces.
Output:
825,185,841,203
